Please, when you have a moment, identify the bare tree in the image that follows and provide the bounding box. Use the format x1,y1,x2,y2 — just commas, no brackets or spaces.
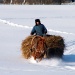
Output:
25,0,62,4
22,0,26,4
2,0,72,4
11,0,24,4
10,0,12,4
0,0,3,3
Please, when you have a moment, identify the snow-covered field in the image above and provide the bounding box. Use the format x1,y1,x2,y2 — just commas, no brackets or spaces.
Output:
0,5,75,75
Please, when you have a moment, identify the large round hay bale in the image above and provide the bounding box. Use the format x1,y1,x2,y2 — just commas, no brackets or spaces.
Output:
45,35,65,58
21,35,34,59
21,35,65,59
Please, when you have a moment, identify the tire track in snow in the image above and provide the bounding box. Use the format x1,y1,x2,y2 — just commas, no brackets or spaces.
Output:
65,66,75,70
64,46,75,55
0,67,44,72
64,40,75,55
0,19,75,35
0,19,32,29
48,29,75,35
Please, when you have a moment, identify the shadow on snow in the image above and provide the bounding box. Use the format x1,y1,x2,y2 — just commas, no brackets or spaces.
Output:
63,54,75,62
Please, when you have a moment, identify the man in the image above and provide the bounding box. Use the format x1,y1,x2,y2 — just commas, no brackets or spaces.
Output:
31,19,47,36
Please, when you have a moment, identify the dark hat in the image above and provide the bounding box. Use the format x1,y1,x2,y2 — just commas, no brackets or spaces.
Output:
35,19,41,25
35,19,40,22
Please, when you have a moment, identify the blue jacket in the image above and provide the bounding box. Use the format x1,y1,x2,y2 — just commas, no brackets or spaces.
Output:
31,24,47,36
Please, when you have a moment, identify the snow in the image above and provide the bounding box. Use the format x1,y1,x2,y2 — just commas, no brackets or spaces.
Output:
0,5,75,75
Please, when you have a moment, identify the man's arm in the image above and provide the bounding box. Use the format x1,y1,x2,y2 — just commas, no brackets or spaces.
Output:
31,26,36,35
43,25,47,34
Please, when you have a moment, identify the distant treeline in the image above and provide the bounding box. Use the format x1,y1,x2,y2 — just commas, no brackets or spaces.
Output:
0,0,74,5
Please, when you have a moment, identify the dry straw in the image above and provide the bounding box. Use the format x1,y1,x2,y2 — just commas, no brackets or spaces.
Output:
21,35,65,59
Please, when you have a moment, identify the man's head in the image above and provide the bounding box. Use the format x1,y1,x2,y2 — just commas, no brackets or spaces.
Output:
35,19,41,25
